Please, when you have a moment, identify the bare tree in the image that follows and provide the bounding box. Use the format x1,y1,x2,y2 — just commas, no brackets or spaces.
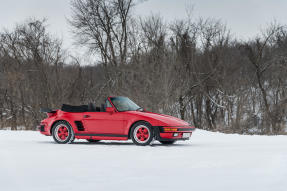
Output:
70,0,133,67
243,22,286,133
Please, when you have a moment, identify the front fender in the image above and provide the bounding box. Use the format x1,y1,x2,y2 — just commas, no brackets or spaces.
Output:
123,114,165,135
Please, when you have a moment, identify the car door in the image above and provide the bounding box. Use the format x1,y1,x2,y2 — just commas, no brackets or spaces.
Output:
82,111,125,135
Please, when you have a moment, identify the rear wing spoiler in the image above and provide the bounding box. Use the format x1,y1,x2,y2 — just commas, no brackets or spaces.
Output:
40,108,56,113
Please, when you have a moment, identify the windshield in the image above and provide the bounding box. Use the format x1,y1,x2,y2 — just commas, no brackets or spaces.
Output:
110,97,141,112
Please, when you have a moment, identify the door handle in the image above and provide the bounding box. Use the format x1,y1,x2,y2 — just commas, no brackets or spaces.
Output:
84,115,90,118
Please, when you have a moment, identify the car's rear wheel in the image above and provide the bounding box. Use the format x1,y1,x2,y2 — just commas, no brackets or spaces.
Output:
86,139,100,143
131,121,153,146
159,140,176,145
52,121,75,144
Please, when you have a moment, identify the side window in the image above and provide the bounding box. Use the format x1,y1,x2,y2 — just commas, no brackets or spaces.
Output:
105,99,112,108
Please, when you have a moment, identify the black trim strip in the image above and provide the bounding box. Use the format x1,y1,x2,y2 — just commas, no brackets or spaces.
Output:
75,133,128,137
157,137,190,141
177,128,196,131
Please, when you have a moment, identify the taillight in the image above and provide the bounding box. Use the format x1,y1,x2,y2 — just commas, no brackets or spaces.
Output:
47,112,56,117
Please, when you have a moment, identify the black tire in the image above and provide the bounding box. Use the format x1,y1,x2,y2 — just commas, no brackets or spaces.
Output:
159,140,176,145
131,121,153,146
52,121,75,144
86,139,100,143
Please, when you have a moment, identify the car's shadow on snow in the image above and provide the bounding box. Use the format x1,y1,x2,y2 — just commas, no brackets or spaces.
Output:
38,141,195,147
72,142,194,147
72,142,135,146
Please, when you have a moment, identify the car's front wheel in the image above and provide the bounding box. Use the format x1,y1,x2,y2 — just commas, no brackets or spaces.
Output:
52,121,75,144
131,121,153,146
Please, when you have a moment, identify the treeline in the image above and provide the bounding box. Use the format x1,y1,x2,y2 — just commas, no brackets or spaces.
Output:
1,0,287,134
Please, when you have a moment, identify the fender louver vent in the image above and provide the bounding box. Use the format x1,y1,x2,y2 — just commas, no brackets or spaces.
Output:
75,121,85,131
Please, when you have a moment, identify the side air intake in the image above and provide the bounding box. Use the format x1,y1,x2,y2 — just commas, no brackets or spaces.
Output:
75,121,85,131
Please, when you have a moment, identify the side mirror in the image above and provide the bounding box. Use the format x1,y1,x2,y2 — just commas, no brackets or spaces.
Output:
106,107,115,113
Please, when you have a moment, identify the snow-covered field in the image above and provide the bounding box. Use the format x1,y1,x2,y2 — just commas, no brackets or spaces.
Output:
0,130,286,191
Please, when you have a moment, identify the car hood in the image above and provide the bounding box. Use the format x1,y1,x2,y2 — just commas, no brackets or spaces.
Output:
125,111,190,126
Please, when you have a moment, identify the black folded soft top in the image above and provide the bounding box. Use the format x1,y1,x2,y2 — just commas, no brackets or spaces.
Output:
61,103,105,112
61,104,88,113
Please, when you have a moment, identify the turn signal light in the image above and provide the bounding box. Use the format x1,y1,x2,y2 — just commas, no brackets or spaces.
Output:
164,128,178,132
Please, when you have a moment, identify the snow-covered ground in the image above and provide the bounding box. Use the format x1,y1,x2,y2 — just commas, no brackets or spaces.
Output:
0,130,286,191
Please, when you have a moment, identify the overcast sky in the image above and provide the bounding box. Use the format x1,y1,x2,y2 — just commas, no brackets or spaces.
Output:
0,0,286,58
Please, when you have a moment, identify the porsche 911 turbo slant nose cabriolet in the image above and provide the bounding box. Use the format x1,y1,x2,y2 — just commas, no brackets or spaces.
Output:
38,96,196,146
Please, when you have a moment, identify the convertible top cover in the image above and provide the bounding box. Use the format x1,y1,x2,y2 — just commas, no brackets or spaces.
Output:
61,104,88,113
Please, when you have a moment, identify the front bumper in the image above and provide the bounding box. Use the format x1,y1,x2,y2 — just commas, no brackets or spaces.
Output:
153,126,195,141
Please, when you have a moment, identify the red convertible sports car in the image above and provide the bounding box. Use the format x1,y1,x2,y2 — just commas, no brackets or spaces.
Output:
38,96,195,146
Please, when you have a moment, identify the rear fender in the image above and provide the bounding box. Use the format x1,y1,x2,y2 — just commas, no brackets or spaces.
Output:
47,112,81,135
